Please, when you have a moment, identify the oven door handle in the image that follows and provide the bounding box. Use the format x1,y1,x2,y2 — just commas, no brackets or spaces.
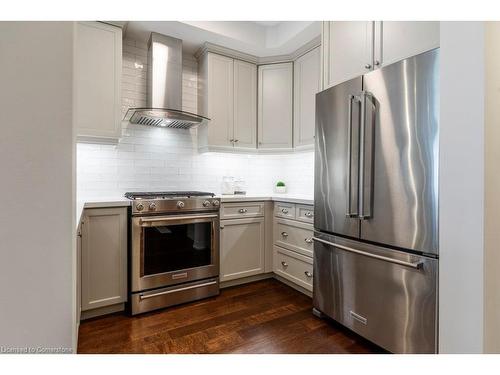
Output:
139,214,218,226
139,280,218,300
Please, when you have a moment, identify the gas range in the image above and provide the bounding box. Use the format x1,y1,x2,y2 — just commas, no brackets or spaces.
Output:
126,190,221,315
125,191,220,215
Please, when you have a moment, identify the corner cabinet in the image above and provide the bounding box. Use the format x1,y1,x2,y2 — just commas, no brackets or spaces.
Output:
81,207,127,316
258,63,293,150
321,21,439,90
293,47,321,149
198,53,257,151
75,22,122,144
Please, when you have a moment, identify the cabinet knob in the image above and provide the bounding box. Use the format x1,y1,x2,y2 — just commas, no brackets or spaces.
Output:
305,238,313,244
234,139,239,143
281,231,289,238
365,63,372,69
305,212,313,218
238,208,248,214
374,60,380,66
304,271,313,278
281,261,288,267
281,208,289,214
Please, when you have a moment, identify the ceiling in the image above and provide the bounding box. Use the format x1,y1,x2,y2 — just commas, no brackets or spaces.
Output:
124,21,321,57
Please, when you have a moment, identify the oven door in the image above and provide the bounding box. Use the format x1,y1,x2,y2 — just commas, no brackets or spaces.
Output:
131,212,219,292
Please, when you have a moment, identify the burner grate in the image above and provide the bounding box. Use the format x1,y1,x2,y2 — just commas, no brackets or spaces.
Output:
124,191,215,200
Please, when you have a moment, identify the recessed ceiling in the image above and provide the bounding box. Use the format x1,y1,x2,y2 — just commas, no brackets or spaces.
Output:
124,21,321,57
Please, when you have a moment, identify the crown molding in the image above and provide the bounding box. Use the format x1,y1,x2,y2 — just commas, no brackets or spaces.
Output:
195,35,321,65
195,42,259,64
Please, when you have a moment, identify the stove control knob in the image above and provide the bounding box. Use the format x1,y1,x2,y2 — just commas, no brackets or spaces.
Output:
202,200,211,207
136,203,144,212
149,202,157,211
177,201,185,209
212,200,220,207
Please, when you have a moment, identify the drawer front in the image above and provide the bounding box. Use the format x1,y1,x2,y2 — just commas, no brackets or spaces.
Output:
274,218,314,257
296,204,314,223
274,202,295,219
221,202,265,219
274,246,313,291
313,233,437,354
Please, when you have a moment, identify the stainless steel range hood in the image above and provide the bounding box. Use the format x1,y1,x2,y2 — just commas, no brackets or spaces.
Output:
123,33,209,129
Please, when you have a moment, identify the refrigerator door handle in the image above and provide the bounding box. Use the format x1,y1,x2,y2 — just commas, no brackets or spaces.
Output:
312,237,423,269
346,94,360,218
359,91,375,220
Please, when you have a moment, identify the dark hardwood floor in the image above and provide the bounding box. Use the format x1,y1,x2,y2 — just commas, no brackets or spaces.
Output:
78,279,385,354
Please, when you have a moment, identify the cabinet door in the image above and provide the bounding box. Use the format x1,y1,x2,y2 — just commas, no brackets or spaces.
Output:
207,53,234,147
233,60,257,149
220,217,265,281
81,207,127,311
374,21,440,67
75,22,122,143
322,21,374,89
294,47,321,148
258,63,293,149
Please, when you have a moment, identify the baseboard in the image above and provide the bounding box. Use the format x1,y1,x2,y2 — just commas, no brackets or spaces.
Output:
80,303,125,320
220,273,274,289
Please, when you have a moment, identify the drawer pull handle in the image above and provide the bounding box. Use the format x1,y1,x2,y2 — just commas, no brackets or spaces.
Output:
281,208,289,214
238,208,248,213
281,261,288,267
304,271,313,278
281,231,289,238
305,237,313,244
305,212,313,218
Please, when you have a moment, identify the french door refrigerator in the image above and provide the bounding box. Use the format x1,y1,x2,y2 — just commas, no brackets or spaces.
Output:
313,48,439,354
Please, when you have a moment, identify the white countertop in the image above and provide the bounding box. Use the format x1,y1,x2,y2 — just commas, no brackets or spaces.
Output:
76,194,313,227
218,194,313,205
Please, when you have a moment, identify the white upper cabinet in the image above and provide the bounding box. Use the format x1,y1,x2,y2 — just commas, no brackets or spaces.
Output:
75,22,122,144
198,53,257,151
374,21,440,68
321,21,440,90
258,62,293,150
294,47,321,149
322,21,374,89
233,60,257,149
201,53,234,148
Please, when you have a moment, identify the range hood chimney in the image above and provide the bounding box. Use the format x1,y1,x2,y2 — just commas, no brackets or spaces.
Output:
124,33,209,129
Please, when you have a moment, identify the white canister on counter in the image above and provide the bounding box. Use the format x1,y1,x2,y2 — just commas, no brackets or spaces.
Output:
221,176,235,195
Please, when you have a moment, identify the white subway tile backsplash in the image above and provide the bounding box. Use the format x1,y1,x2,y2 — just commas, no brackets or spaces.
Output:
77,39,314,200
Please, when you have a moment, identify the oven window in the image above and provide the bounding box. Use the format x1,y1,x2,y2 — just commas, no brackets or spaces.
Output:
142,222,212,276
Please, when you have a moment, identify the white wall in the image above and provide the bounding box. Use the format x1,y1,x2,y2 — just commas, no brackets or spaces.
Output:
0,22,75,352
484,21,500,353
439,21,484,353
77,39,314,200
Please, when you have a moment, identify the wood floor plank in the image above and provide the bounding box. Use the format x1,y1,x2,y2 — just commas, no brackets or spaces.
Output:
78,279,385,354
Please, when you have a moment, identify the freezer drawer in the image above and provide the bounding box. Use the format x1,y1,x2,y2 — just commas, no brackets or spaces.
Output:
312,233,437,354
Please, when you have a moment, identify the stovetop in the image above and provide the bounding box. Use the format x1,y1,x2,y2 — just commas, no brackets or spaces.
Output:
125,191,215,200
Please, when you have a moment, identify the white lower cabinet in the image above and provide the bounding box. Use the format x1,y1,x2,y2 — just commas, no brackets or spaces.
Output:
220,216,265,282
274,246,314,292
273,203,314,293
219,200,314,295
81,207,127,314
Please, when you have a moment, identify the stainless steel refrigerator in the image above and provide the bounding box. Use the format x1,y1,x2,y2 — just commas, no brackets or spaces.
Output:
313,49,439,354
